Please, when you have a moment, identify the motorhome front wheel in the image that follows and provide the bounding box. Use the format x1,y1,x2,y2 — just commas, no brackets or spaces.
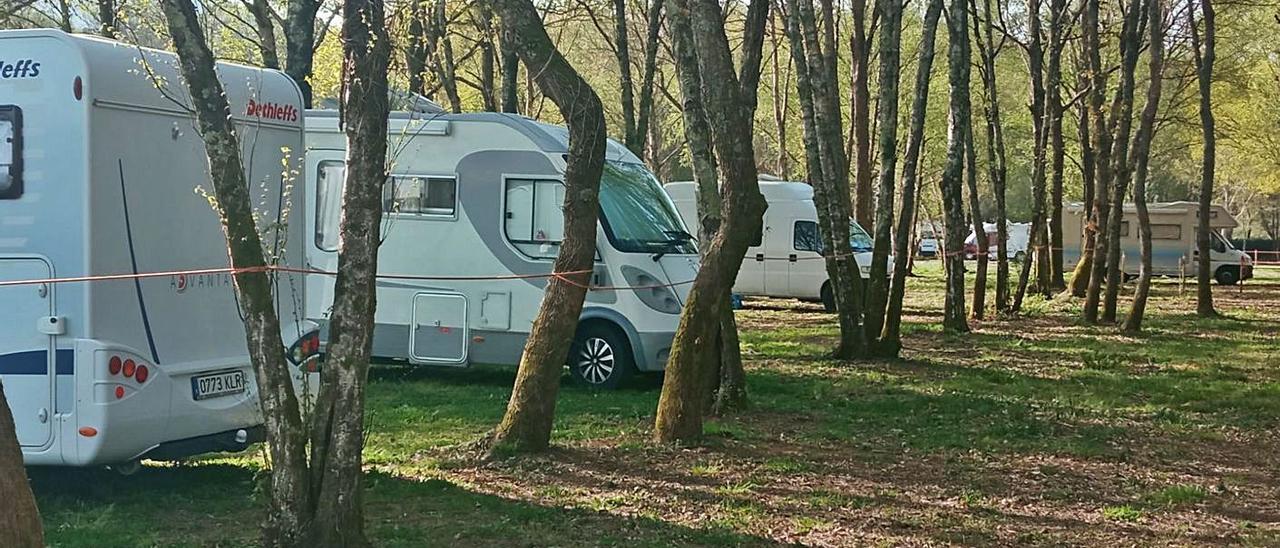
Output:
569,325,634,389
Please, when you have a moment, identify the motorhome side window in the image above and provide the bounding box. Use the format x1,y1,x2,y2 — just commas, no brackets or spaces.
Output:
383,175,456,217
315,161,345,251
0,106,22,199
505,178,565,259
1151,224,1181,240
794,221,823,253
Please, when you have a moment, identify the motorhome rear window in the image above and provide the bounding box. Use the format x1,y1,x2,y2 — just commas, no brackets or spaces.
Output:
0,105,21,199
504,178,565,259
384,175,456,217
315,161,345,251
1152,224,1181,240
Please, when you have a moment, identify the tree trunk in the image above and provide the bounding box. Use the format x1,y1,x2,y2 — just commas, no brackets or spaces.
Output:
500,29,520,113
284,0,321,108
864,0,904,340
159,2,314,544
1013,0,1050,311
668,2,746,414
633,0,665,159
489,0,607,453
965,119,989,319
471,4,499,112
1082,0,1112,324
1189,0,1217,317
881,0,943,355
939,0,972,333
247,0,281,69
612,0,638,153
97,0,117,39
406,2,428,96
972,0,1009,312
1046,0,1068,291
654,0,767,444
849,0,874,228
0,382,42,548
1066,90,1096,298
788,0,866,358
1124,0,1165,333
303,0,390,544
425,1,463,113
1101,0,1143,324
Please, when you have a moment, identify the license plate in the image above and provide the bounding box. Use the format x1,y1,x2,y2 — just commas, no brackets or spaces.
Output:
191,370,247,401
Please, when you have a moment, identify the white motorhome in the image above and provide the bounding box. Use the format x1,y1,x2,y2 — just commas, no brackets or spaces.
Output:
966,222,1031,261
0,30,317,468
1064,202,1254,285
664,180,880,311
303,110,697,388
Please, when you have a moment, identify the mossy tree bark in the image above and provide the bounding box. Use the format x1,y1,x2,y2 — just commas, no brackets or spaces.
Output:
0,382,42,548
654,0,767,444
489,0,607,453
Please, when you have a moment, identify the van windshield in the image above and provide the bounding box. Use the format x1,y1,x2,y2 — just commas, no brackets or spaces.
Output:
599,161,697,255
849,221,873,252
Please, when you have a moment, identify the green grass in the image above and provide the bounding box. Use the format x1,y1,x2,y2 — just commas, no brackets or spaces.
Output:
29,263,1280,546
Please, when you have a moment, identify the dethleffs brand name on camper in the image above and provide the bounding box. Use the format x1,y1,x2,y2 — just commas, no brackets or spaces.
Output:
0,59,41,79
246,99,298,122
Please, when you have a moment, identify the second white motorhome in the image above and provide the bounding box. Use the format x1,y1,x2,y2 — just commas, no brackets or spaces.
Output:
966,222,1031,261
1063,202,1254,285
664,180,883,311
304,110,697,389
0,30,316,468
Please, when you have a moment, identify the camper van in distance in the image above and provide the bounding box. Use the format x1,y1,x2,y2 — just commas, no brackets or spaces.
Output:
304,109,697,389
664,180,884,311
0,30,317,468
1064,202,1254,285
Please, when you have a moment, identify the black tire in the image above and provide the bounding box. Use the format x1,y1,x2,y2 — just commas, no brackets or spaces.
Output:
820,282,837,312
1214,266,1239,286
568,323,634,389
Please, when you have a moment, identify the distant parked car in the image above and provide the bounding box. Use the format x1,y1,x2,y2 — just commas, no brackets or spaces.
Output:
917,230,939,258
965,222,1030,261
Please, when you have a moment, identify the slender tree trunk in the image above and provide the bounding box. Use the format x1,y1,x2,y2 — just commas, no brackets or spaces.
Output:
1101,0,1143,324
654,0,768,443
1013,0,1050,310
850,0,874,228
1082,0,1112,323
771,13,790,177
500,29,520,113
973,0,1009,312
160,1,314,544
1066,89,1096,297
1124,0,1164,333
0,383,42,548
425,1,463,113
472,4,499,112
304,0,390,543
247,0,281,69
864,0,904,341
1189,0,1217,317
490,0,607,453
633,0,665,160
965,120,989,319
406,3,428,97
613,0,638,152
97,0,117,39
1046,0,1068,290
939,0,972,332
882,0,943,355
284,0,321,108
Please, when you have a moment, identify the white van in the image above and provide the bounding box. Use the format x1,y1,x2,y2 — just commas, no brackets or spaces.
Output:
0,30,316,467
304,109,697,388
1064,202,1254,285
664,180,879,311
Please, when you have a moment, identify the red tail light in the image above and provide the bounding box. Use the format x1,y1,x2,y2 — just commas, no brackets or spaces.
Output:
108,356,122,375
135,365,149,383
123,359,136,377
115,386,125,399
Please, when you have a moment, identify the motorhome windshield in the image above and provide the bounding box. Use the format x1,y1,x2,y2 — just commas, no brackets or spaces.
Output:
599,161,697,254
849,221,873,252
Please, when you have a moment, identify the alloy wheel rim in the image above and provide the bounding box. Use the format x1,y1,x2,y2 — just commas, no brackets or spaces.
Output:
576,337,616,384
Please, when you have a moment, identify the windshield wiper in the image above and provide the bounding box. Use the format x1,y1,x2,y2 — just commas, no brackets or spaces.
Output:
651,230,695,261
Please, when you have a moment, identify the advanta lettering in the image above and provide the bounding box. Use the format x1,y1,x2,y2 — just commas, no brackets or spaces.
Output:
0,59,40,79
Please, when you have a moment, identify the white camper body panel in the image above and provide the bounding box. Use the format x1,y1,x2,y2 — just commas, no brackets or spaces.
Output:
0,30,312,466
664,181,880,303
967,222,1031,260
1062,202,1253,283
303,111,695,379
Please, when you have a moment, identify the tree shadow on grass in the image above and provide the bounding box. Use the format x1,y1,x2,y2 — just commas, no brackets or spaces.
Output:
30,463,781,547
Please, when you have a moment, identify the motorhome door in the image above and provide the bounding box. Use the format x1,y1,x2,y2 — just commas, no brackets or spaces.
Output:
0,258,55,447
409,291,468,365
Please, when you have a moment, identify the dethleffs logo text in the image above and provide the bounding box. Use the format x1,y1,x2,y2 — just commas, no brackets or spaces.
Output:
0,59,41,79
246,99,298,122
